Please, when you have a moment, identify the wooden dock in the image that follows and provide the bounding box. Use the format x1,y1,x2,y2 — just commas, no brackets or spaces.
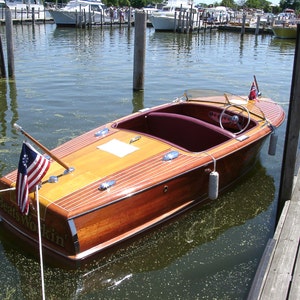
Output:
248,23,300,300
247,183,300,299
218,25,273,35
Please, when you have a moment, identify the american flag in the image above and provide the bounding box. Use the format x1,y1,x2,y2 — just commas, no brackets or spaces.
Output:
16,142,51,215
248,82,257,100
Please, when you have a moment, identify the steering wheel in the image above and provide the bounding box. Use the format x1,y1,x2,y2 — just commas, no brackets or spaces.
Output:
219,104,250,134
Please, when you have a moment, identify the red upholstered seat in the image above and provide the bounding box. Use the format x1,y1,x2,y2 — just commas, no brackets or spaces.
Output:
146,112,234,152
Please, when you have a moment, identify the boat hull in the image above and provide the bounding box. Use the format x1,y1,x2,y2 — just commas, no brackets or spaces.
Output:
49,9,104,26
150,14,200,31
272,26,297,39
150,15,178,31
0,138,264,263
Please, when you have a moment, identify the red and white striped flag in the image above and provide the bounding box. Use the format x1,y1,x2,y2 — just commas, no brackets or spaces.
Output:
248,81,258,100
16,142,50,215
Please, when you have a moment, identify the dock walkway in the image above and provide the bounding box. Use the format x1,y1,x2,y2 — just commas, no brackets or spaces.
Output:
248,172,300,299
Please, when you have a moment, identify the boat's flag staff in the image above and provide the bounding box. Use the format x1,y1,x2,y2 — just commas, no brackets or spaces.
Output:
16,142,51,215
14,123,72,171
13,125,53,299
248,75,261,100
253,75,262,97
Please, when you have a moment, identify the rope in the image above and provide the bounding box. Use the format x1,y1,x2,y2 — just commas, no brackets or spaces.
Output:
0,186,45,298
36,185,46,300
0,187,16,193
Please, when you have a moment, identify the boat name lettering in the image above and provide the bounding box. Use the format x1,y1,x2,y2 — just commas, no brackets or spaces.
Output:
0,196,66,248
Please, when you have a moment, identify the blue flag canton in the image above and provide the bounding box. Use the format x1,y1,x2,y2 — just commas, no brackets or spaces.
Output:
18,143,37,174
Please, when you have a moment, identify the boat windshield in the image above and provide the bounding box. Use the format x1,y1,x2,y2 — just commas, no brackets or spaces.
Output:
91,4,103,11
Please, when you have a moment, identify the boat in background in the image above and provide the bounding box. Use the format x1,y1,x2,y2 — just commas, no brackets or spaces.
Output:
5,0,47,20
49,0,130,27
0,0,5,9
49,0,106,26
272,23,298,39
272,8,299,39
0,82,285,265
150,0,201,32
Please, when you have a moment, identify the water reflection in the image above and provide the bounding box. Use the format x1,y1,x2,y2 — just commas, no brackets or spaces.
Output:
132,90,144,112
269,37,296,53
0,161,274,299
0,80,8,140
8,80,18,127
0,79,18,175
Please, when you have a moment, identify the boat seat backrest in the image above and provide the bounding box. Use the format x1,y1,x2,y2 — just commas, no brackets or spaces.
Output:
146,112,234,152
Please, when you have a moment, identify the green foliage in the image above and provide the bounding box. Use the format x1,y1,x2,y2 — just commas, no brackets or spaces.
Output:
244,0,272,9
131,0,147,8
105,0,131,6
220,0,236,8
279,0,300,11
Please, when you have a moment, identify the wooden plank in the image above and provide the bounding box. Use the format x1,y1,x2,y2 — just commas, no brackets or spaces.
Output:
278,24,300,219
259,200,300,299
247,239,276,300
247,202,290,300
288,240,300,300
288,170,300,300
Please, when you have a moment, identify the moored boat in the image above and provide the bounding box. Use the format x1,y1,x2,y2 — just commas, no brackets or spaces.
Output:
272,8,299,39
48,0,107,26
0,83,285,264
272,23,298,39
150,0,200,32
5,0,47,20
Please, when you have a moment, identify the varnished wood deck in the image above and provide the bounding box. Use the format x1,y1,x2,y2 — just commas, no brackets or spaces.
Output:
247,171,300,299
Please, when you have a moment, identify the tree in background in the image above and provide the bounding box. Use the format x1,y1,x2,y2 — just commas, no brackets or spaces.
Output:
279,0,300,10
245,0,274,12
130,0,146,8
220,0,236,7
105,0,131,6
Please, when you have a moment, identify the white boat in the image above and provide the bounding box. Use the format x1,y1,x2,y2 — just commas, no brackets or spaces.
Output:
5,0,46,20
149,0,200,32
49,0,107,26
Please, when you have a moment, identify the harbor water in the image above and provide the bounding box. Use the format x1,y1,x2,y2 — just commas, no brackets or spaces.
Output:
0,23,295,299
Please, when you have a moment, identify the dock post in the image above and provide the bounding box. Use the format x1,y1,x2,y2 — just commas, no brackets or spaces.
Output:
5,9,14,78
0,35,6,78
133,11,146,91
277,24,300,223
174,11,177,32
31,7,35,24
255,15,260,35
241,13,246,35
127,7,131,30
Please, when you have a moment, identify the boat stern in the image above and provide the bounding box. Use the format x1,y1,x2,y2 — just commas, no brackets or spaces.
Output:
0,176,78,260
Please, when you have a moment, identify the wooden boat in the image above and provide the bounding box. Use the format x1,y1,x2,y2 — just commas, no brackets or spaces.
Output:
0,87,285,264
0,161,275,295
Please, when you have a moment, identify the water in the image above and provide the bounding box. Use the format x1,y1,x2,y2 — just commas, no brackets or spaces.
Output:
0,24,296,299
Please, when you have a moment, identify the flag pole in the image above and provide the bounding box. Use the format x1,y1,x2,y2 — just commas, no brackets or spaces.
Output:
253,75,261,96
36,185,46,300
14,123,71,172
